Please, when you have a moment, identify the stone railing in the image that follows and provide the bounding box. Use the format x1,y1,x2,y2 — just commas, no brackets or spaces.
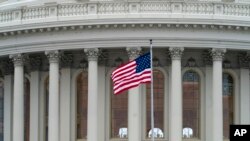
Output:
0,1,250,26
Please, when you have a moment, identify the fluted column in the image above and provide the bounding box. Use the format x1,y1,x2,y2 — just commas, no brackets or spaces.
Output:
211,48,226,141
84,48,99,141
126,47,142,141
169,47,184,141
9,54,25,141
45,50,60,141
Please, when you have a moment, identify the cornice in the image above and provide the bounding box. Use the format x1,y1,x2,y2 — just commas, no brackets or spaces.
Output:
0,23,249,38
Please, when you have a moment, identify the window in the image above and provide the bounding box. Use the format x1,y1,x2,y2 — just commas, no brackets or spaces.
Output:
146,69,164,138
110,79,128,138
77,72,88,139
0,81,3,141
223,73,234,139
182,71,200,138
24,78,30,141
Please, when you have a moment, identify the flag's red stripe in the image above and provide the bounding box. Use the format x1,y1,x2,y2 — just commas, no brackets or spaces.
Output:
114,78,151,94
113,69,136,83
112,64,136,80
114,76,151,91
112,66,136,81
112,60,134,76
112,61,136,78
113,72,151,89
114,69,151,85
113,71,151,89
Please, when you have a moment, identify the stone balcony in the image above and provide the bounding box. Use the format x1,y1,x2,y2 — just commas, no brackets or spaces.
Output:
0,0,250,33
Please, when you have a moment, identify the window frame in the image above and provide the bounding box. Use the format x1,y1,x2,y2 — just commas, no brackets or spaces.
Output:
142,67,169,140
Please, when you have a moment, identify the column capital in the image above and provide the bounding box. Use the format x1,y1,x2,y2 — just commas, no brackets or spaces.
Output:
9,53,26,67
169,47,184,60
84,48,99,61
45,50,60,63
126,47,141,60
210,48,226,61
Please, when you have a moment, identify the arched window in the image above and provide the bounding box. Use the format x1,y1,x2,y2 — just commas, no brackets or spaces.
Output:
77,72,88,139
182,71,200,138
223,73,234,139
146,69,164,138
24,78,30,141
110,79,128,138
0,80,4,141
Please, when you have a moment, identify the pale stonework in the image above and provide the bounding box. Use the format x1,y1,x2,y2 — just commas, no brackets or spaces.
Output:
0,1,250,141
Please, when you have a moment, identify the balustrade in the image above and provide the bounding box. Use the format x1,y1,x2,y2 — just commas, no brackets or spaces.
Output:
0,1,250,24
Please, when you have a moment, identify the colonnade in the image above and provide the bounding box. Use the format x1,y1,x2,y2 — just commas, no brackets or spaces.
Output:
2,47,249,141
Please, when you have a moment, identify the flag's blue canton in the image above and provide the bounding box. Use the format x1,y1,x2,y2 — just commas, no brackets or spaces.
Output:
135,52,151,73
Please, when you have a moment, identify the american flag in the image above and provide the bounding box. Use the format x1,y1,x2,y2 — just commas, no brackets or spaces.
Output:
111,52,151,95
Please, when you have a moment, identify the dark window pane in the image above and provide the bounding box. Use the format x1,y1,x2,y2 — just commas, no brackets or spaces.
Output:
77,72,88,139
223,73,234,139
110,78,128,138
146,70,164,138
183,71,200,138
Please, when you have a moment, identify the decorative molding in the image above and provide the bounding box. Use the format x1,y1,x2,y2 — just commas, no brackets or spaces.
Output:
61,53,73,68
185,57,197,67
238,52,250,68
84,48,99,61
210,48,226,61
126,47,141,60
0,23,249,37
0,59,14,75
223,59,231,69
29,55,42,71
45,50,61,63
98,49,108,66
202,50,213,66
9,53,26,67
169,47,184,60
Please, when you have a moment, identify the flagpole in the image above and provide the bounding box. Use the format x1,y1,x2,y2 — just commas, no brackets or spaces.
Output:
150,39,155,141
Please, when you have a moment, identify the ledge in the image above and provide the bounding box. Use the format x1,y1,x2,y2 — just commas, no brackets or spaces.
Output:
0,1,250,34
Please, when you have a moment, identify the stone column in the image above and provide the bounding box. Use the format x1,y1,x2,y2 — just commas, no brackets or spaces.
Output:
238,53,250,124
9,54,25,141
203,51,213,141
2,60,14,141
211,48,226,141
126,47,142,141
84,48,99,141
169,47,184,141
45,50,60,141
29,56,42,141
60,53,73,141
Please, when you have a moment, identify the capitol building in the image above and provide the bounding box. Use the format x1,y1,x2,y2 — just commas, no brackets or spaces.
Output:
0,0,250,141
